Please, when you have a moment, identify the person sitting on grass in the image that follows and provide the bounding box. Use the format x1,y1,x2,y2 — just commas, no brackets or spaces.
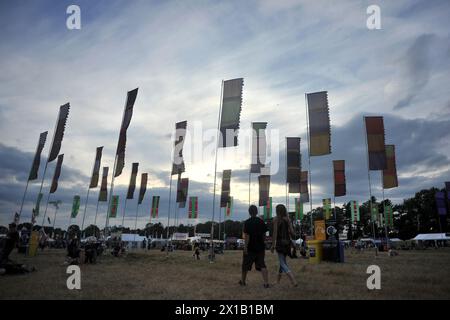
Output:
0,223,35,275
239,205,270,288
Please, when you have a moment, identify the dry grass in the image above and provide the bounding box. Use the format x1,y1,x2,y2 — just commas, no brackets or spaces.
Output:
1,247,450,300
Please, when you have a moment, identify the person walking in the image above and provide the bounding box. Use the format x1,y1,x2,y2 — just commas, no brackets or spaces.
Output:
271,204,298,287
240,205,270,288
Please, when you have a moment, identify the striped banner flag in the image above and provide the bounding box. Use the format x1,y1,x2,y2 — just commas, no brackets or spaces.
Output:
109,195,119,218
322,198,332,220
188,197,198,219
307,91,331,156
350,200,360,223
263,197,272,221
384,204,393,227
226,197,233,217
151,196,160,218
295,198,303,220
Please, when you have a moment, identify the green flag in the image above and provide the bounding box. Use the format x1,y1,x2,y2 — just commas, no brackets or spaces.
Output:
151,196,160,218
322,198,331,220
384,204,393,228
109,195,119,218
295,198,303,220
71,195,81,218
371,203,379,222
263,197,272,220
188,196,198,219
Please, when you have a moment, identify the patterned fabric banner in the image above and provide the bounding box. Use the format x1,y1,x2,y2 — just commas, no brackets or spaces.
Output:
71,195,81,218
127,163,139,199
220,170,232,208
171,121,187,175
384,204,393,227
50,154,64,194
177,177,189,208
219,78,244,148
226,197,233,217
151,196,160,218
258,174,271,207
300,171,309,203
29,131,48,181
89,146,103,188
250,122,267,173
48,103,70,162
98,167,109,202
286,137,301,187
34,193,44,217
115,88,138,177
383,145,398,189
333,160,346,197
295,198,303,220
371,203,379,222
138,173,148,205
263,197,272,221
435,191,447,216
322,198,332,220
307,91,331,156
188,197,198,219
365,116,387,170
350,200,360,223
109,195,119,218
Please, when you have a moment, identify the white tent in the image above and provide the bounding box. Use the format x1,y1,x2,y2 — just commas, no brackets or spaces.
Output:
121,234,147,242
412,233,450,241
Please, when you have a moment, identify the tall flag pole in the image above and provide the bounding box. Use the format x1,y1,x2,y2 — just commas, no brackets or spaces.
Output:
95,167,108,226
34,103,70,225
133,173,148,241
381,144,398,246
18,131,48,221
121,162,139,227
286,137,302,214
305,92,331,235
210,78,243,262
364,116,387,241
81,146,103,237
105,88,138,233
41,154,64,226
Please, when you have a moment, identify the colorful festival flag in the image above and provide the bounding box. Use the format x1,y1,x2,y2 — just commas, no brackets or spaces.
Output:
435,192,447,216
138,173,148,205
350,200,360,223
176,177,189,208
307,91,331,156
171,121,187,175
300,171,309,203
28,131,48,181
151,196,160,218
220,170,232,208
258,174,271,207
286,137,301,191
219,78,244,148
89,146,103,188
371,203,379,222
384,204,394,228
333,160,346,197
98,167,109,202
226,197,233,217
383,145,398,189
322,198,332,220
115,88,138,177
365,116,387,170
295,198,303,220
126,163,139,199
109,195,119,218
48,103,70,162
71,195,81,218
50,154,64,194
250,122,267,173
263,197,272,220
34,193,43,217
188,197,198,219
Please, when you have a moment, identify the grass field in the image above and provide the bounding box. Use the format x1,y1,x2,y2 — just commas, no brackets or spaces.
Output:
1,247,450,300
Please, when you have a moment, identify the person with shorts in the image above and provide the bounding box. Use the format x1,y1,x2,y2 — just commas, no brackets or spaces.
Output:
240,205,269,288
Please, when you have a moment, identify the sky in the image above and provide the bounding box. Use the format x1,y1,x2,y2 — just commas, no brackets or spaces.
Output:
0,0,449,229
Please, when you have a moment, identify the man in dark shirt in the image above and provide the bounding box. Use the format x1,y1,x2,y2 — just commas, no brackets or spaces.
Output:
240,205,269,288
0,223,19,264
